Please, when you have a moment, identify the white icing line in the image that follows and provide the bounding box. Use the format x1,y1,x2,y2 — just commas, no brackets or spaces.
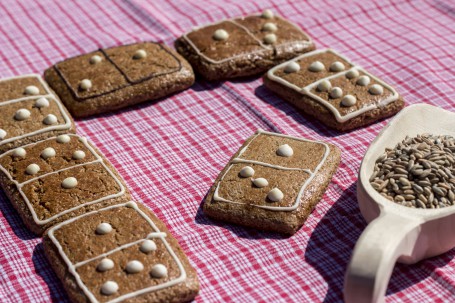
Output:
0,134,125,225
267,49,400,123
213,130,330,211
182,15,313,64
0,74,72,146
47,202,187,303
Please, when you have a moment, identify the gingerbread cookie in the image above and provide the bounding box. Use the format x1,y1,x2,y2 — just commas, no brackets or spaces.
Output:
0,134,130,234
264,49,405,131
175,9,315,81
43,201,199,303
0,74,75,153
203,130,340,234
44,42,195,117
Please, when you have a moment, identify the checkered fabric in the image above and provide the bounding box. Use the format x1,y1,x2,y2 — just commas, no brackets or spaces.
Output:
1,0,455,302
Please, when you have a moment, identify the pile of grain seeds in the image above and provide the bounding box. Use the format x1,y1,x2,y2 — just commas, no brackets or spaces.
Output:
370,134,455,209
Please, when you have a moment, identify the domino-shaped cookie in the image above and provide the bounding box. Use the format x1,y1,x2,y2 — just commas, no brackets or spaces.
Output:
0,74,75,153
44,42,195,117
0,134,130,234
204,130,340,234
264,49,405,131
43,201,199,303
175,9,315,81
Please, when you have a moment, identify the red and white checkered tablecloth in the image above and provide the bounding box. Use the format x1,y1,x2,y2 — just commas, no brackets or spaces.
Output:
1,0,455,302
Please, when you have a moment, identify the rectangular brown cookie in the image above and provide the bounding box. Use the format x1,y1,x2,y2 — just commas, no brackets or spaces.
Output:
264,49,405,131
44,42,195,117
43,201,199,303
203,130,340,234
0,134,130,234
0,74,75,153
174,10,315,81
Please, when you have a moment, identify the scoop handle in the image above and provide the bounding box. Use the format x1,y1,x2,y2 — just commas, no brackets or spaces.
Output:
344,212,421,303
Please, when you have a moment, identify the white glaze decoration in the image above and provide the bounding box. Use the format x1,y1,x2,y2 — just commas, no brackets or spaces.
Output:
24,85,40,95
125,201,138,209
0,129,6,140
239,166,255,178
261,9,274,19
309,61,325,72
35,97,49,108
72,150,86,160
14,109,31,121
56,135,71,143
213,29,229,41
101,281,118,295
317,80,331,92
369,84,384,95
133,49,147,59
253,178,269,188
356,75,370,86
62,177,78,189
26,163,40,175
96,222,113,235
140,239,157,253
341,95,357,107
79,79,92,91
346,69,359,79
97,258,114,272
330,61,345,72
267,188,284,202
263,33,277,44
276,144,294,157
41,147,56,159
262,22,277,32
90,55,102,64
329,87,343,99
43,114,58,125
284,61,300,74
12,148,26,158
126,260,144,274
150,264,168,278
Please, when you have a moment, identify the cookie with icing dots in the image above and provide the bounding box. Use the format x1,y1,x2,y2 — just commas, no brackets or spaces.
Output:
264,49,405,131
174,9,315,81
43,201,199,303
203,130,341,234
44,42,195,117
0,74,75,153
0,134,131,234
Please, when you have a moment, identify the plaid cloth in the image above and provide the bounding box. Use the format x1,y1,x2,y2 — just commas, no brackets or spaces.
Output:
1,0,455,302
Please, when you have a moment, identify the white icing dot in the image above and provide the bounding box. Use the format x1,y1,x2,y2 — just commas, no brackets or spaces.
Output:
308,61,325,72
213,29,229,41
329,87,343,99
12,148,26,158
140,240,157,253
262,22,277,32
14,109,31,121
96,222,113,235
125,201,138,209
133,49,147,59
267,188,284,202
43,114,58,125
35,97,50,108
24,85,40,95
276,144,293,157
72,150,86,160
150,264,168,278
90,55,102,64
346,69,359,79
101,281,118,295
317,80,332,92
263,33,277,44
97,258,114,272
26,164,40,175
41,147,56,160
369,84,384,95
253,178,269,188
356,75,370,86
341,95,357,107
126,260,144,274
62,177,77,189
239,166,255,178
0,129,6,140
261,9,274,19
56,135,71,143
329,61,345,72
284,61,300,73
79,79,92,91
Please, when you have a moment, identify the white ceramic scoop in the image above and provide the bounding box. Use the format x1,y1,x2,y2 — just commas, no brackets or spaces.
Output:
344,104,455,303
